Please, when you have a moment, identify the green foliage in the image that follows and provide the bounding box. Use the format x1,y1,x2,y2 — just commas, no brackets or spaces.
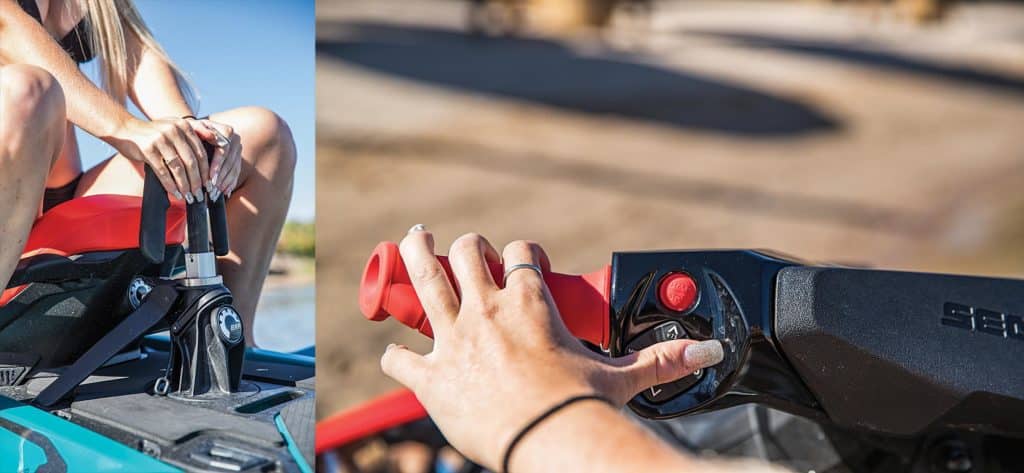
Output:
277,221,315,258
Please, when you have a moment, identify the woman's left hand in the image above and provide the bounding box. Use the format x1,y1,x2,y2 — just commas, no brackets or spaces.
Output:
188,118,242,200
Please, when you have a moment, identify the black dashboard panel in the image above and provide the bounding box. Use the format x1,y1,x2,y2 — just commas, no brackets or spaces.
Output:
774,266,1024,436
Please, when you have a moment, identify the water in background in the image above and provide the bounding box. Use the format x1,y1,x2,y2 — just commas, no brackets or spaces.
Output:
254,283,315,352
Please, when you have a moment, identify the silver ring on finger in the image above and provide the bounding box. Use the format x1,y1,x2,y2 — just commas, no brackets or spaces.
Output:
503,263,543,285
211,128,230,148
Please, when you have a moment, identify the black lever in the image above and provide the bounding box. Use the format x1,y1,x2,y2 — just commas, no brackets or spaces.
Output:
206,138,230,256
141,141,228,263
185,142,230,257
139,165,170,264
203,138,230,256
209,189,230,257
183,142,220,254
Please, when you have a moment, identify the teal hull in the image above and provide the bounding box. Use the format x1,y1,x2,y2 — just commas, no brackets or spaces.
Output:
0,395,179,472
0,338,315,472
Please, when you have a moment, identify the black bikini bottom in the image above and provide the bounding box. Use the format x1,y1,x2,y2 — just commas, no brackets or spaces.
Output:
42,174,82,214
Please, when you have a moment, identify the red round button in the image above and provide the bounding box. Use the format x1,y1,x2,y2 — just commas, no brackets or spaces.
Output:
658,273,698,312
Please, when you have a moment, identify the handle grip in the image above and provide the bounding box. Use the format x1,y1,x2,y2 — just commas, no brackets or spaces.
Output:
180,142,231,256
202,140,230,255
359,241,612,348
208,191,230,256
139,165,171,264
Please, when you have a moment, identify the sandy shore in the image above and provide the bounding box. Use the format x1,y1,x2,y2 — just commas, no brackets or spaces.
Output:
264,254,316,289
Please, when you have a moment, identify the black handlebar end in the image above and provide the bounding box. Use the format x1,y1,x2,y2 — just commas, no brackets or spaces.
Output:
209,192,230,256
139,165,170,264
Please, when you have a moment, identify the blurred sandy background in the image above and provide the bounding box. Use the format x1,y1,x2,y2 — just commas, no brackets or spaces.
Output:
316,0,1024,419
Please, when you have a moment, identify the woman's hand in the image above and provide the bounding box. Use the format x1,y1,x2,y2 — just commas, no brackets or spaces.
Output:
189,119,242,200
107,116,208,203
380,227,725,471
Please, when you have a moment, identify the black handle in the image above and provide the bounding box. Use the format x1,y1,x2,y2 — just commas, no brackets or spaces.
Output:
184,142,227,254
203,142,230,256
209,192,230,256
139,165,170,264
140,141,230,262
186,199,211,253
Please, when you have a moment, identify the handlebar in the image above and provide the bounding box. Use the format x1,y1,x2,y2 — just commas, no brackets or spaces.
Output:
138,141,230,262
356,242,1024,438
359,241,612,348
139,165,171,264
209,191,230,256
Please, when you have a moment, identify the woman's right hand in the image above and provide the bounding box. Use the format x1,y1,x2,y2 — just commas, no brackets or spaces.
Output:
380,228,726,471
106,117,209,203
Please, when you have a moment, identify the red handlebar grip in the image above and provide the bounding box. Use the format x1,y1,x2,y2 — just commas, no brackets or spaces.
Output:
359,241,611,349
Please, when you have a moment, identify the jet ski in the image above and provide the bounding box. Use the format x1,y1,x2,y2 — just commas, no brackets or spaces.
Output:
0,144,314,473
315,241,1024,472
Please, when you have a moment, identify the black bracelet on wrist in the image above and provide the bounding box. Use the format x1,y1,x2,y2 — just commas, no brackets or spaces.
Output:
182,115,198,120
501,394,613,473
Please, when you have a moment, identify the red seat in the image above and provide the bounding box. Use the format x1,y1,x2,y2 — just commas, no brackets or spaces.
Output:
25,195,186,256
0,195,187,307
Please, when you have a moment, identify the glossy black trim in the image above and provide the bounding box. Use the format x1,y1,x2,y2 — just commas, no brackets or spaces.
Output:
607,250,821,420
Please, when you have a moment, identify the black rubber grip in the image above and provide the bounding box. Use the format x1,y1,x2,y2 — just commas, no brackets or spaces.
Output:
204,141,229,256
139,165,170,264
209,193,230,256
186,200,211,253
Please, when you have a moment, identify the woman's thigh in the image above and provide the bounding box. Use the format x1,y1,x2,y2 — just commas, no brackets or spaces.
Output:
75,153,145,197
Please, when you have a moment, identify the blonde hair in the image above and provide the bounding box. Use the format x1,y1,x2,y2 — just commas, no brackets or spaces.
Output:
79,0,197,109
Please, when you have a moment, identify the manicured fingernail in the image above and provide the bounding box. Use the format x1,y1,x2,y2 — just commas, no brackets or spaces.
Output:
684,340,724,369
385,343,396,352
211,189,220,201
184,192,194,204
174,191,183,201
211,173,219,184
196,191,204,202
408,224,427,233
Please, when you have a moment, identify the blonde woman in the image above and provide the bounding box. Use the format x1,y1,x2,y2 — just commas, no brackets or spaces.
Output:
0,0,295,344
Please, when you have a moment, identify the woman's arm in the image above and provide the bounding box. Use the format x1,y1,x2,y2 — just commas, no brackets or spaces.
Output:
124,25,209,192
507,397,784,473
0,0,205,200
506,399,699,472
0,0,132,140
125,28,241,198
124,26,191,120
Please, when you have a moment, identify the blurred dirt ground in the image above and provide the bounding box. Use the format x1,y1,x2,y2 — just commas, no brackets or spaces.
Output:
315,0,1024,418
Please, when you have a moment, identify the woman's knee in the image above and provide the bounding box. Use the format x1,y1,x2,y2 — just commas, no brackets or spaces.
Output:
232,106,297,175
0,64,65,128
